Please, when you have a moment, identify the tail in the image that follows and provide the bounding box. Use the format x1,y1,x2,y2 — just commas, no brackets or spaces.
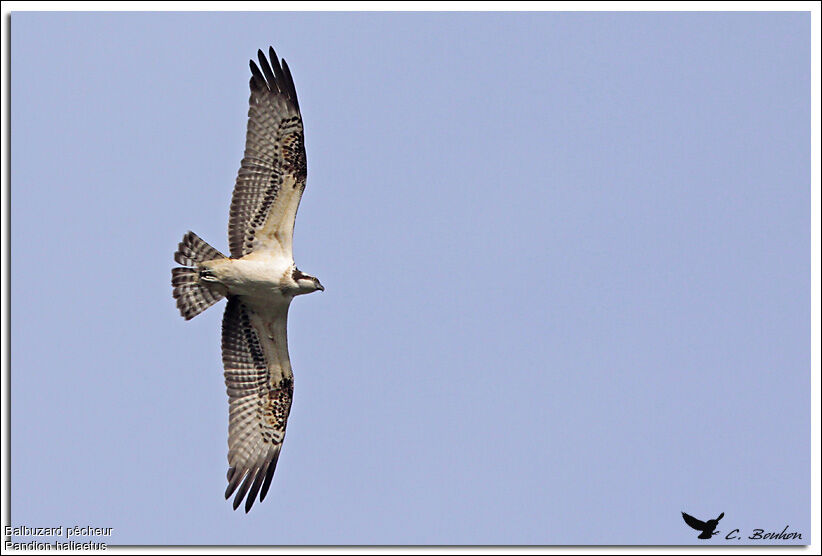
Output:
172,231,227,320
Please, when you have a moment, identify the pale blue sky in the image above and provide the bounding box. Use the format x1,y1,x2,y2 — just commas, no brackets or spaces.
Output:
11,11,810,545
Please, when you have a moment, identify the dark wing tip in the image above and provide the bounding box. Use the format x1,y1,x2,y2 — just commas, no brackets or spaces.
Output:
225,467,242,500
280,58,300,112
244,467,267,513
257,49,279,92
259,449,281,502
249,60,266,91
225,457,280,512
246,46,300,112
231,470,255,511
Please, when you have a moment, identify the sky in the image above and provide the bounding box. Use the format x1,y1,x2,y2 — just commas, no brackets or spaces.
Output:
10,11,811,546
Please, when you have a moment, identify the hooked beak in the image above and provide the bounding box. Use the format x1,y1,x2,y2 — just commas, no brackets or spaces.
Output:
317,283,325,292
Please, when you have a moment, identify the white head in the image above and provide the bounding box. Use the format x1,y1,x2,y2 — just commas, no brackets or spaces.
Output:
291,267,324,295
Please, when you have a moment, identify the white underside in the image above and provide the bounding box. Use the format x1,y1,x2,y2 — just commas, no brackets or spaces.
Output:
203,251,295,312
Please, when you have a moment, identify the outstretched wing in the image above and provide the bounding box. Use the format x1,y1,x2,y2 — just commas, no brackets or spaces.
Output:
221,296,294,512
681,512,707,531
228,47,307,259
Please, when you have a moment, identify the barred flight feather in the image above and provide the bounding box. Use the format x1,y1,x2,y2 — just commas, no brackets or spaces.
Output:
221,297,293,512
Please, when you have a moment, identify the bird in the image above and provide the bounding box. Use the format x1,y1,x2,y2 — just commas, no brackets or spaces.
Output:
681,511,725,539
171,46,323,512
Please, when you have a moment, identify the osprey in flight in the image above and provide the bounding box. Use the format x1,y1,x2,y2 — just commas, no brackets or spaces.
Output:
171,47,323,512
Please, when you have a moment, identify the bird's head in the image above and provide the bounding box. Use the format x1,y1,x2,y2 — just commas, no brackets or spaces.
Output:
291,268,324,295
706,513,724,528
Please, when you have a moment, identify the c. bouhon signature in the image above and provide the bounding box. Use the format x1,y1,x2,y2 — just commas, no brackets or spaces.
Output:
725,526,803,541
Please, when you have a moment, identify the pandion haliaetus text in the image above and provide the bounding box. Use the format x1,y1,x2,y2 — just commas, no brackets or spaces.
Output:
171,47,323,513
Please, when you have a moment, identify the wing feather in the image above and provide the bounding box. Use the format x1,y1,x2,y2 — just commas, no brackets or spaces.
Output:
221,296,294,512
228,47,307,258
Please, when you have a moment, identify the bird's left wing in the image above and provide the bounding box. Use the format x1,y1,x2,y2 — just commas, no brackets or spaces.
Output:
221,296,294,512
228,47,307,259
681,512,707,531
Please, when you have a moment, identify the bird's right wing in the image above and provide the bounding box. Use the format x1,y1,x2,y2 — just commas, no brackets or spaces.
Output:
681,512,707,531
221,296,294,512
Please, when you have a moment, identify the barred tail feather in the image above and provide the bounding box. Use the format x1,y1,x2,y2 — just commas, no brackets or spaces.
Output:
174,231,226,267
172,268,224,320
172,231,227,320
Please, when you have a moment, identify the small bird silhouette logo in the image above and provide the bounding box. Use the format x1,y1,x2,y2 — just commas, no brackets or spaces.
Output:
681,511,725,539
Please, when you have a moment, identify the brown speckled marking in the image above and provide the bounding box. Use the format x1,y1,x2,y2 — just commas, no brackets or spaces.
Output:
279,117,307,184
260,377,294,444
